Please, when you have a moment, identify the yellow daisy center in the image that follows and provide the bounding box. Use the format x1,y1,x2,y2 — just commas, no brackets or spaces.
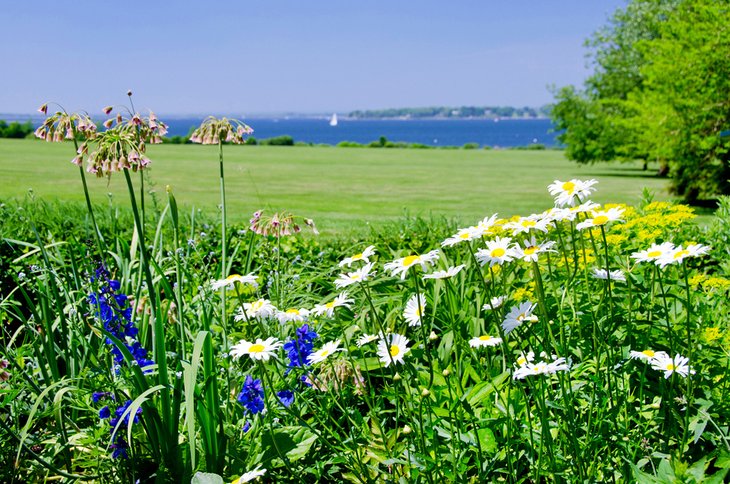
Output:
674,250,689,260
521,220,536,227
524,246,538,255
285,309,300,315
320,350,329,357
459,233,470,239
252,301,263,310
352,252,363,260
226,274,240,281
517,312,526,321
562,181,575,193
479,335,492,341
351,273,361,280
390,345,400,357
641,350,655,358
325,302,335,309
666,363,675,371
517,356,527,365
491,248,506,257
647,250,662,258
402,255,420,267
249,344,265,353
593,215,609,225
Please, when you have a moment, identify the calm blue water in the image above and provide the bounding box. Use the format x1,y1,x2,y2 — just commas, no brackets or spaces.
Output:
165,117,558,148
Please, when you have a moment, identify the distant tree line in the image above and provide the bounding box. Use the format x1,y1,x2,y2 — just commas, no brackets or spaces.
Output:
348,106,551,119
0,120,34,138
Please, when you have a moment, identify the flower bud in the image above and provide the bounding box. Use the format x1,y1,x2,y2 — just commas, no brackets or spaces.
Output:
402,425,412,435
103,106,113,115
393,373,401,381
442,368,450,377
429,331,438,341
38,103,48,115
127,90,133,97
421,388,430,397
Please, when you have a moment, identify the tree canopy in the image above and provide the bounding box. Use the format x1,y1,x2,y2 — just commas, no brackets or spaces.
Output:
552,0,730,202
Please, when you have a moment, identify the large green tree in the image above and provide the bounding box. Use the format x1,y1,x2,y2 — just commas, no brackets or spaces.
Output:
552,0,730,201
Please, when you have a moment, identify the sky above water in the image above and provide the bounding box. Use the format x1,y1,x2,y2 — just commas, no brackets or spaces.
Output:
0,0,627,115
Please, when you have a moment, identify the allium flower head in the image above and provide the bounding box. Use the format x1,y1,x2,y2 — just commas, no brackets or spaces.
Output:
249,209,318,237
403,294,426,327
230,337,282,362
339,245,377,267
384,250,440,279
190,116,253,145
548,179,598,207
35,110,97,144
377,333,410,367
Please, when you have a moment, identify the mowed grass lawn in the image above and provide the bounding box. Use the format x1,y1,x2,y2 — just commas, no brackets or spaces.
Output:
0,139,672,232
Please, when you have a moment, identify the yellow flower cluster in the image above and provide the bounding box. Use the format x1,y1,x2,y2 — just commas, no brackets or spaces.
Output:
689,274,730,293
512,284,535,301
609,201,696,247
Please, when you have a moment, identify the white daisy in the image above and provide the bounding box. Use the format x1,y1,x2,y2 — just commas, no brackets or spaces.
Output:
631,242,676,264
384,250,440,279
501,301,538,334
541,207,574,223
403,294,426,327
513,356,570,380
235,299,277,321
230,337,282,362
307,340,344,365
475,236,515,267
482,295,507,311
356,333,378,347
236,466,267,483
334,262,375,289
211,273,258,291
503,215,550,236
629,349,669,362
656,243,711,268
423,264,465,280
576,207,624,231
569,201,601,214
339,245,377,267
377,333,410,367
442,227,479,247
650,353,695,379
516,351,535,367
474,213,501,236
513,237,557,263
592,268,626,282
469,334,503,348
276,307,311,324
548,179,598,207
312,292,354,317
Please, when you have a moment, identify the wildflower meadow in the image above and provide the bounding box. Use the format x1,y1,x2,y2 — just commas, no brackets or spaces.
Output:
1,100,729,483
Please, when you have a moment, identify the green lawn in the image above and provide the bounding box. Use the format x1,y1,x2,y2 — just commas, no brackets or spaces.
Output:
0,139,673,232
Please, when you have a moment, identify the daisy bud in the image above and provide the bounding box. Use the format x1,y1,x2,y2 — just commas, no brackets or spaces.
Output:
402,425,412,435
393,373,401,381
421,388,430,397
103,106,113,115
38,103,48,115
442,369,450,377
429,331,438,341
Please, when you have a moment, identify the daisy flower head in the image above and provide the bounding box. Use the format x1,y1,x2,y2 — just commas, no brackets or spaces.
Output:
475,237,515,267
629,349,669,362
312,292,354,318
502,301,538,334
656,243,711,269
541,207,574,223
548,179,598,207
276,307,310,324
576,207,624,231
513,356,570,380
230,337,282,362
339,245,377,267
235,299,277,321
569,201,600,215
211,273,258,291
236,466,267,483
475,213,501,236
403,294,426,327
441,227,479,247
334,262,375,289
516,351,535,367
307,340,344,365
631,242,676,264
356,333,378,347
469,334,503,348
483,295,508,311
513,237,556,263
503,215,550,236
377,333,410,367
650,353,695,379
384,250,440,279
423,264,465,280
592,268,626,282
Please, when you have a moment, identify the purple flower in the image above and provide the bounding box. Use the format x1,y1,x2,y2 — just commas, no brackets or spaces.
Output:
277,390,294,407
237,375,265,415
99,406,111,419
283,324,318,369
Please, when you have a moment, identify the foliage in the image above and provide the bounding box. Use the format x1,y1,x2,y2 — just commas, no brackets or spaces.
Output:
0,120,34,139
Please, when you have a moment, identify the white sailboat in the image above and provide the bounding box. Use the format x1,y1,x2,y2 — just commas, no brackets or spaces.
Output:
329,113,338,127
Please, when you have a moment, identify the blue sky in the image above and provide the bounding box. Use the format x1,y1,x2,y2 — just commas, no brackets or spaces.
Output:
0,1,626,115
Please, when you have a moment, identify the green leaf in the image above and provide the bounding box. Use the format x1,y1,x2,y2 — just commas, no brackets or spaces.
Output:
191,472,224,484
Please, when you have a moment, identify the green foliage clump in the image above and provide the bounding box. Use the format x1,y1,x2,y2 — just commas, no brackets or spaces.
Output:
0,120,34,139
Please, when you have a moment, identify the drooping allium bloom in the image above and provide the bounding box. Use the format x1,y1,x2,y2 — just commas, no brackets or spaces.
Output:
403,294,426,327
475,237,515,267
211,273,258,291
482,295,507,311
377,333,410,367
237,375,265,415
592,268,627,282
249,209,318,237
501,301,538,334
548,179,598,207
34,109,97,144
235,299,277,321
576,207,625,231
629,349,669,362
88,266,154,372
442,227,481,247
76,127,151,178
190,116,253,145
235,466,267,483
503,215,551,236
0,359,11,382
513,356,570,380
334,262,375,289
469,334,503,348
650,353,695,379
230,337,282,362
307,340,344,365
656,243,711,269
276,307,311,324
423,264,465,280
512,237,556,263
312,292,354,317
283,324,318,368
384,250,440,279
631,242,676,264
339,245,377,267
356,333,379,347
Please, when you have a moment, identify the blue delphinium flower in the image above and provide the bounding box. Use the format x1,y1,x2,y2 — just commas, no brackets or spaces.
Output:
99,406,111,419
277,390,294,407
237,375,265,415
283,324,318,369
99,399,142,460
